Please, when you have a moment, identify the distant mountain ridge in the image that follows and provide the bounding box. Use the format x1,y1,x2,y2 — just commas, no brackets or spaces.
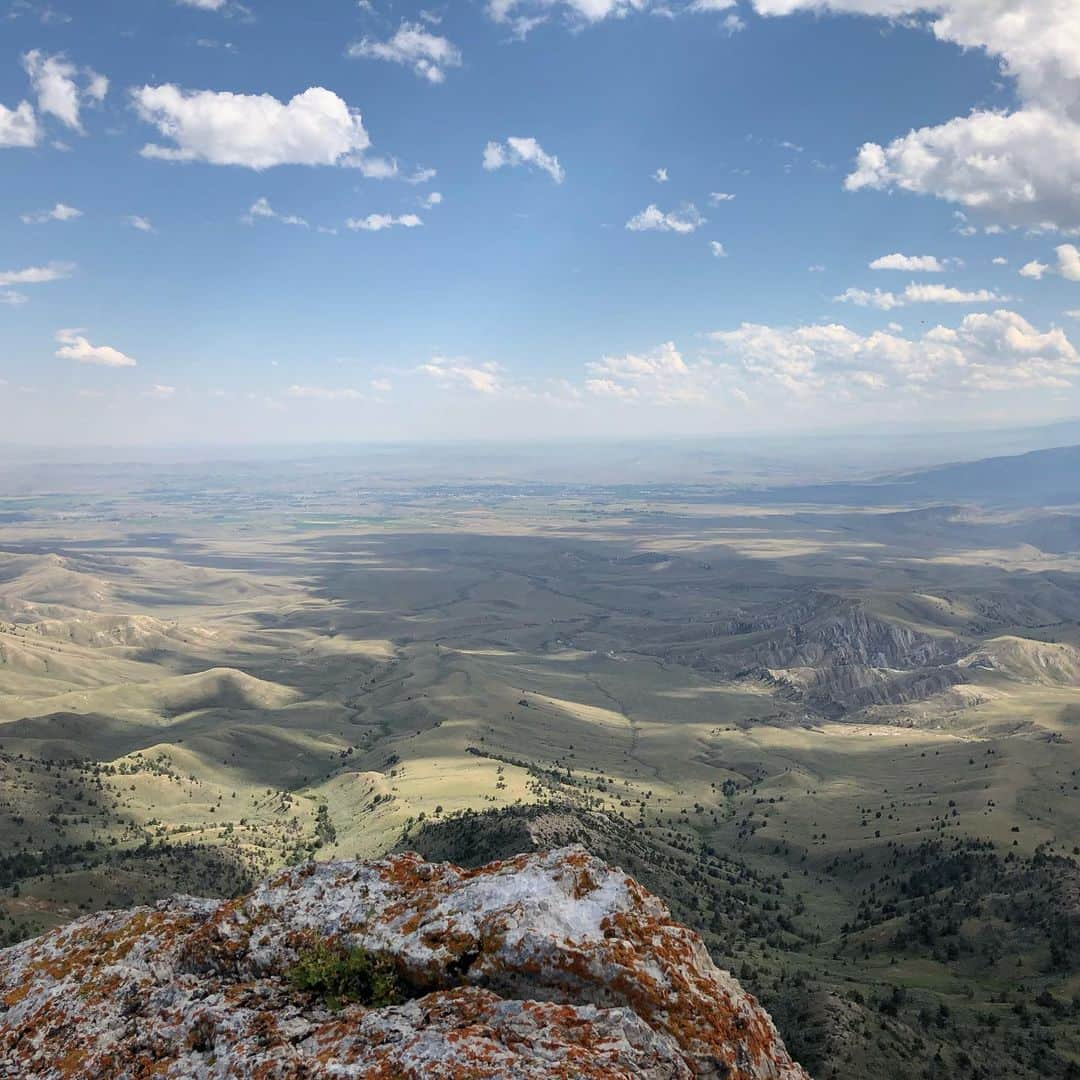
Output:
733,444,1080,507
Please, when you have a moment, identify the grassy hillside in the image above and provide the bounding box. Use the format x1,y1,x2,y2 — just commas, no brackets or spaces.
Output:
1,459,1079,1075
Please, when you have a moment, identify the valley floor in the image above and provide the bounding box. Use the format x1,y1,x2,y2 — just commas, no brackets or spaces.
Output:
2,472,1079,1077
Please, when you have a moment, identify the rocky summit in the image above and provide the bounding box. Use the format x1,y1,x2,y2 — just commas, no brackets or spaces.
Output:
0,846,808,1079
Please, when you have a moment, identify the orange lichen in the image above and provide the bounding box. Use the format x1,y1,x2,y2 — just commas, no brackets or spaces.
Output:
0,848,808,1080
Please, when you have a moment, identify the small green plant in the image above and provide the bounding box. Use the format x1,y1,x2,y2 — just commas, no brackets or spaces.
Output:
287,941,404,1010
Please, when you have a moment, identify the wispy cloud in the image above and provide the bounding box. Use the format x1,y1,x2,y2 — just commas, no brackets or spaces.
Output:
626,204,704,234
483,137,564,183
348,22,462,84
20,202,81,224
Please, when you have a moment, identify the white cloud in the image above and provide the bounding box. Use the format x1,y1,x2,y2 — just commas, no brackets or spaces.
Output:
345,213,423,231
1018,244,1080,281
419,356,502,393
869,253,945,272
371,378,393,393
992,256,1008,265
55,328,137,367
709,309,1080,396
21,202,81,224
177,0,228,8
835,288,903,311
23,51,106,133
836,282,1007,309
287,384,364,400
347,22,462,84
420,191,443,209
407,166,437,184
626,203,704,233
1057,243,1080,281
748,1,1080,228
653,167,669,183
127,215,154,232
710,240,728,257
585,341,712,404
0,100,39,148
243,196,308,227
132,85,373,169
708,191,736,204
0,262,73,286
844,109,1080,229
905,283,1007,304
145,384,175,399
0,291,28,306
483,136,565,183
356,156,399,180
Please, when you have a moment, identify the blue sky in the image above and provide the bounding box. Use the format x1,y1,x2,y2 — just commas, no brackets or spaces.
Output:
2,0,1080,445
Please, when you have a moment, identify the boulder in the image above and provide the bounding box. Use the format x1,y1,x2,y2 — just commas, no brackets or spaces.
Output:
0,846,809,1078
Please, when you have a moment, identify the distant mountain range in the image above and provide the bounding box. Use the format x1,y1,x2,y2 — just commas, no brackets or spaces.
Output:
736,443,1080,507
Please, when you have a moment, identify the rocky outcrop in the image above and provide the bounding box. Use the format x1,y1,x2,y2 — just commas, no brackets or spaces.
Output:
0,846,808,1079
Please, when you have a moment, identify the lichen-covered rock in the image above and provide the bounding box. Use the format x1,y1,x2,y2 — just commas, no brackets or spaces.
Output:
0,846,809,1079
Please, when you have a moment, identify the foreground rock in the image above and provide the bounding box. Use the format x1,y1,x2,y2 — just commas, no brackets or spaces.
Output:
0,846,809,1078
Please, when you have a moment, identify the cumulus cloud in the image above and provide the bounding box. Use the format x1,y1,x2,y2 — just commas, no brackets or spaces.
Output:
345,213,423,231
419,356,502,393
585,341,714,404
348,22,462,84
709,310,1080,396
0,100,39,148
844,109,1080,229
0,261,73,286
420,191,443,210
653,167,669,183
1057,243,1080,280
710,240,728,257
626,203,705,233
748,1,1080,227
23,50,106,133
835,282,1007,309
869,253,945,272
55,328,137,367
483,136,565,183
132,85,373,169
127,215,154,232
21,202,81,224
1018,243,1080,281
